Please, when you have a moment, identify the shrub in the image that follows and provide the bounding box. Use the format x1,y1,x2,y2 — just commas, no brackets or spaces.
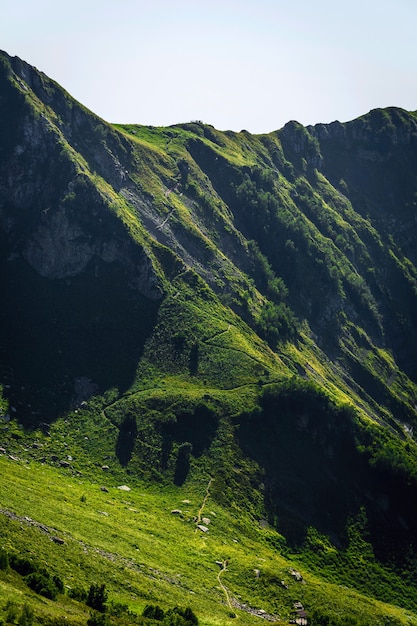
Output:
53,575,64,593
87,611,109,626
68,585,88,601
142,605,165,620
18,604,34,626
257,301,299,346
180,607,198,625
107,602,130,617
0,549,8,570
25,571,60,600
9,554,37,576
164,607,198,626
86,583,108,613
5,601,18,624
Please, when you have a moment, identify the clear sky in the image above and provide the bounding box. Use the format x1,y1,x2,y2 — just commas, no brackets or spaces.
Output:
2,0,416,133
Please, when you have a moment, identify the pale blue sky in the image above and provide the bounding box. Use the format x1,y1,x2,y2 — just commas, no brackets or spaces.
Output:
2,0,416,133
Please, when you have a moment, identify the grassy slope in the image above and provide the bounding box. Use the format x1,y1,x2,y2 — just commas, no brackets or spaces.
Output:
1,455,416,626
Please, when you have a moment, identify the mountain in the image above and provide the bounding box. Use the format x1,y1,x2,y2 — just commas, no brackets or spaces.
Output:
1,50,417,625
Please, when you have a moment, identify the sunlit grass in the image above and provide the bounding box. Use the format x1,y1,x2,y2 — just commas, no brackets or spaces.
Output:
1,454,414,625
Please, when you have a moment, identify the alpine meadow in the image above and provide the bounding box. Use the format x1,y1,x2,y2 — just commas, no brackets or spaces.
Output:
1,50,417,626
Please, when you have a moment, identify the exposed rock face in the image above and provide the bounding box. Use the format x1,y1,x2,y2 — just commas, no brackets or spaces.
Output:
20,200,161,299
23,206,93,279
0,51,163,301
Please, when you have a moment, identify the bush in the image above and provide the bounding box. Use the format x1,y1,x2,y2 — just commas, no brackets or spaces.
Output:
9,554,37,576
5,601,18,624
25,571,60,600
53,574,64,593
143,605,165,621
180,607,198,625
87,611,109,626
108,602,130,617
86,583,108,613
0,549,8,570
164,607,198,626
142,605,198,625
18,604,34,626
67,585,87,601
257,301,298,347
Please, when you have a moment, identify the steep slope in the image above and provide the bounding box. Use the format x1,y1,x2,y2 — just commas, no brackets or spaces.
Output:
1,50,417,625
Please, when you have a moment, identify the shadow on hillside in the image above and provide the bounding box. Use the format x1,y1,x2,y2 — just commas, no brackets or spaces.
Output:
159,402,219,484
116,414,138,467
235,382,366,547
235,382,417,566
0,258,161,428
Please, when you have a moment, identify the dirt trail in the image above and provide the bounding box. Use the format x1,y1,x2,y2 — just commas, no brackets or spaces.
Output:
193,480,235,615
195,477,214,528
217,561,234,614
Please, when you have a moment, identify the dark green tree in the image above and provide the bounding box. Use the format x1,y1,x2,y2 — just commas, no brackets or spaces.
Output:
0,548,9,570
86,583,108,613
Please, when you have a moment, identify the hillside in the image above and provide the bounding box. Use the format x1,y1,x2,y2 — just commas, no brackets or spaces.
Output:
1,50,417,626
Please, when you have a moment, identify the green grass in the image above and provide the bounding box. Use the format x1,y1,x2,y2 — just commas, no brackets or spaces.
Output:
1,454,416,626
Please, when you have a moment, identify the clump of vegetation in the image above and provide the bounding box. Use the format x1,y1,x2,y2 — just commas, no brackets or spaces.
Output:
17,603,34,626
0,548,8,570
87,583,108,613
25,570,63,600
7,552,63,600
257,301,299,346
142,605,198,625
142,605,165,620
67,585,88,601
87,611,109,626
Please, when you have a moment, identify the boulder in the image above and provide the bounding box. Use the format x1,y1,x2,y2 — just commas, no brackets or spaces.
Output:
51,536,65,545
197,524,209,533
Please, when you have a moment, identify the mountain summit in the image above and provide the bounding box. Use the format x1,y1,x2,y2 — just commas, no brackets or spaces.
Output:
1,50,417,625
